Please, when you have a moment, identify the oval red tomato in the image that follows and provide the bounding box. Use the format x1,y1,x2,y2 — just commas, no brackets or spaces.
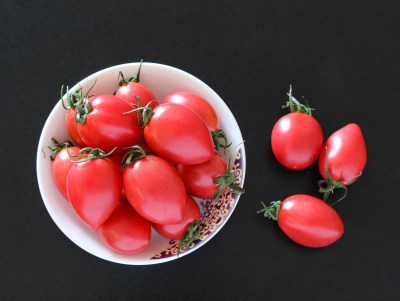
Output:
162,91,219,131
318,123,367,184
67,157,122,230
271,112,323,170
152,194,201,240
176,152,227,199
144,103,214,165
98,200,151,254
123,154,186,224
77,95,143,153
259,194,344,248
52,146,81,200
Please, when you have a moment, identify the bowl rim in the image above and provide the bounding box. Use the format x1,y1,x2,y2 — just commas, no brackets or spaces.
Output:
36,61,246,265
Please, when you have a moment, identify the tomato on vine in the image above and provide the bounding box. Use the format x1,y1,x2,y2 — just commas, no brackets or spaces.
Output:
271,86,323,170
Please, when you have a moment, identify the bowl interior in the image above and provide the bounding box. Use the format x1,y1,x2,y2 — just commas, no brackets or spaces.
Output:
36,62,246,265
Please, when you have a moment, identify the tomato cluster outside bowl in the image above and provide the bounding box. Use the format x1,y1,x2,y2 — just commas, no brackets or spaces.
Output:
36,62,246,265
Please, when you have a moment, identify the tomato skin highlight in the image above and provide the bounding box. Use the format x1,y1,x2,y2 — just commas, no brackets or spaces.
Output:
144,103,214,165
67,157,122,230
52,147,82,200
278,195,344,248
123,154,186,224
176,153,227,199
271,112,323,170
162,91,219,131
115,82,158,109
152,194,201,240
65,109,87,147
78,95,143,153
318,123,367,184
98,200,151,254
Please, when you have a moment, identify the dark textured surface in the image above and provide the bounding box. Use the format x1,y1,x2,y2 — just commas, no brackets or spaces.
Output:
1,1,399,300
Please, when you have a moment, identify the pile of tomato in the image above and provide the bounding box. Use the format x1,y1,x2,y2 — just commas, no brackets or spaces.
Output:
259,86,367,248
50,65,244,255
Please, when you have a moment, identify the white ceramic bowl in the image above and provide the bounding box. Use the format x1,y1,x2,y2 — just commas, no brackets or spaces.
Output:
36,62,246,265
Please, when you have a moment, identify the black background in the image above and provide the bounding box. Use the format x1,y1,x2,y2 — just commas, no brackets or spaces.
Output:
1,1,399,300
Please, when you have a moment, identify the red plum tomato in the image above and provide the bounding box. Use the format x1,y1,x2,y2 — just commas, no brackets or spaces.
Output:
162,91,219,131
277,194,343,248
115,82,158,110
98,200,151,254
271,112,323,170
144,103,214,165
176,152,227,199
318,123,367,184
78,95,143,153
67,157,122,230
52,147,81,200
123,154,186,224
152,194,201,240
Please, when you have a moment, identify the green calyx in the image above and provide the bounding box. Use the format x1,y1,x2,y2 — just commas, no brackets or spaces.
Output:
212,142,245,201
177,221,201,257
68,147,116,163
121,143,147,167
45,138,74,160
318,147,361,206
60,85,82,110
211,129,232,152
118,59,143,86
257,201,282,221
123,96,156,128
74,79,97,124
284,85,313,116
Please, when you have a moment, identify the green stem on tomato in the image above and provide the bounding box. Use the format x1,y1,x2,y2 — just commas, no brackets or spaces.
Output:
257,201,282,221
68,147,116,163
177,221,201,257
318,147,361,206
285,85,313,116
212,142,245,201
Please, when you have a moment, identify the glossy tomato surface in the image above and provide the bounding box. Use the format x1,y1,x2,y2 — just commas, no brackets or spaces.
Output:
162,91,219,131
278,194,344,248
65,109,87,147
152,194,201,240
78,95,143,153
98,200,151,254
144,103,214,165
176,152,227,199
123,154,186,224
115,82,158,109
318,123,367,184
271,112,323,170
67,157,122,230
52,147,81,200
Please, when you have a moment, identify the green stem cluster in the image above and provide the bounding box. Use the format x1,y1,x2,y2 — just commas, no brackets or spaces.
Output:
177,221,201,257
68,147,116,163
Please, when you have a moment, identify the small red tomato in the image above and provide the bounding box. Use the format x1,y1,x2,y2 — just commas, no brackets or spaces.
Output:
152,194,201,240
115,82,158,109
162,91,219,131
259,194,344,248
144,103,214,165
98,200,151,254
123,154,186,224
52,147,81,200
65,109,87,147
271,87,323,170
67,156,122,230
319,123,367,184
176,153,227,199
77,95,143,153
